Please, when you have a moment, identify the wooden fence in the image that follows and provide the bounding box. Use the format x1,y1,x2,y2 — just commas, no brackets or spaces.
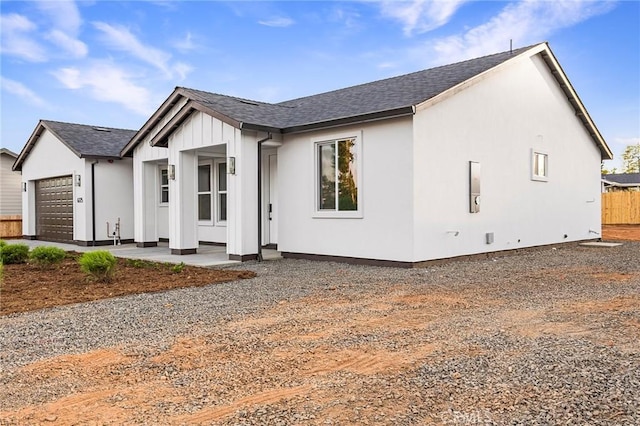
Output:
602,192,640,225
0,215,22,239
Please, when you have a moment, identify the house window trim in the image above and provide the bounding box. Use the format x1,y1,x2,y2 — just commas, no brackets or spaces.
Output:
531,149,549,182
312,131,363,219
159,165,169,206
214,158,227,226
198,160,214,225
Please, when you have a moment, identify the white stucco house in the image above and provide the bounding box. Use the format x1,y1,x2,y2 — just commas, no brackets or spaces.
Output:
13,120,136,245
121,42,612,266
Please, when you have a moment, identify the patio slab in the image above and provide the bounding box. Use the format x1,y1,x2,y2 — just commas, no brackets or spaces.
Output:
9,239,281,268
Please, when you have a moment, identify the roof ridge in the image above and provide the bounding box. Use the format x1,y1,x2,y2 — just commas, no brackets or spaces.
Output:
276,43,541,106
41,119,136,132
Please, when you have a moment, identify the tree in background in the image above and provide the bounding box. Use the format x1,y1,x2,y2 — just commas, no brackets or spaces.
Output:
601,162,617,175
621,144,640,173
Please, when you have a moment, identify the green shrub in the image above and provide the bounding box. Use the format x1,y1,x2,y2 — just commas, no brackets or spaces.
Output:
125,258,155,268
30,246,67,266
79,250,117,282
171,262,186,274
1,243,30,264
0,240,6,248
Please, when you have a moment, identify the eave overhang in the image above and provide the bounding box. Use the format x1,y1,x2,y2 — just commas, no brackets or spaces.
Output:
12,120,83,172
538,44,612,160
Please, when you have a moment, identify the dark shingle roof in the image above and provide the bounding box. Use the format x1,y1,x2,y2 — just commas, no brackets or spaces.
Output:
603,173,640,185
13,120,136,171
175,45,534,132
42,120,136,158
124,42,611,160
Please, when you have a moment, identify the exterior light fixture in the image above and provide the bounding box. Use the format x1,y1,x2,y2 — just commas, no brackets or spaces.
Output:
22,182,27,192
168,164,176,180
228,157,236,175
75,174,81,187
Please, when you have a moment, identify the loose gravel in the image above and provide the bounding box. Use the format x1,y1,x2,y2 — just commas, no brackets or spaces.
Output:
1,242,639,425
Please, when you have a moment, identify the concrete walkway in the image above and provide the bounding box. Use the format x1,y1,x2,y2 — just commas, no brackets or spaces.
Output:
9,239,281,268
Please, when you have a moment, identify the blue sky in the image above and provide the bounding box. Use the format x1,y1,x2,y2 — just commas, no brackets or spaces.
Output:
1,0,638,170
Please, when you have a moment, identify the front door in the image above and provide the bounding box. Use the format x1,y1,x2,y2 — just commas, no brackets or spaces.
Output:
268,154,278,245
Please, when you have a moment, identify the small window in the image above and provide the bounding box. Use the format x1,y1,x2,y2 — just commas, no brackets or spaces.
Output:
198,164,212,221
531,151,548,181
315,135,361,216
159,167,169,204
216,161,227,223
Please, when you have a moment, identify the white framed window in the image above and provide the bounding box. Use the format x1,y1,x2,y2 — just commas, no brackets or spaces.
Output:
531,150,549,181
313,133,362,218
159,166,169,204
198,162,212,222
215,159,227,224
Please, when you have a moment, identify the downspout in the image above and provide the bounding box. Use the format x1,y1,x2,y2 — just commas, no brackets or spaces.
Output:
256,133,272,262
91,161,98,246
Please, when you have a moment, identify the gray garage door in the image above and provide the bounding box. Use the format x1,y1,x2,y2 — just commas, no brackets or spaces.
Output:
36,175,73,242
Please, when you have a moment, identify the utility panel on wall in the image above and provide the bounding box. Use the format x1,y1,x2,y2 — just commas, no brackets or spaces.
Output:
469,161,480,213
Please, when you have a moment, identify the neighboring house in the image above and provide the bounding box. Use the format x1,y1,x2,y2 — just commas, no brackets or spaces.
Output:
1,148,21,216
602,173,640,192
121,42,612,266
13,120,136,245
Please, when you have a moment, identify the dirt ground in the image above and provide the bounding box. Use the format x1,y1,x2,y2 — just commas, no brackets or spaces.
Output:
1,232,638,424
602,224,640,241
0,254,255,316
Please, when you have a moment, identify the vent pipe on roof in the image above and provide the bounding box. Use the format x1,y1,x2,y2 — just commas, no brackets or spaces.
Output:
510,39,513,54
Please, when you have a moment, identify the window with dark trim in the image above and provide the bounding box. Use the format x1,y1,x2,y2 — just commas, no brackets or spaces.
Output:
160,167,169,204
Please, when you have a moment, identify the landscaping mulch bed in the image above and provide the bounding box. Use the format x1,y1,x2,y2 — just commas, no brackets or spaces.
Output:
0,253,255,316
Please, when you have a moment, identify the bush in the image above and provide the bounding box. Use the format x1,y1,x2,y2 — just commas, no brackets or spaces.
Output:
30,246,67,267
125,258,155,268
0,240,6,248
171,262,186,274
1,243,30,264
78,251,117,282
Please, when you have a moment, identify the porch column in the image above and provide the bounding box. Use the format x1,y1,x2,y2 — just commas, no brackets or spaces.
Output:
227,131,259,260
134,161,159,247
169,150,198,254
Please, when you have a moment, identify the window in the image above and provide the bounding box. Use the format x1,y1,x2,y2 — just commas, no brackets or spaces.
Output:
198,164,212,221
531,150,548,181
315,135,360,216
216,160,227,223
159,166,169,204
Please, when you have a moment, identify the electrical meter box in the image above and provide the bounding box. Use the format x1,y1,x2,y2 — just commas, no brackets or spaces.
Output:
469,161,481,213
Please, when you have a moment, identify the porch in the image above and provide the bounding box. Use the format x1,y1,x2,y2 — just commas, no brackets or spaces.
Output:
11,239,281,268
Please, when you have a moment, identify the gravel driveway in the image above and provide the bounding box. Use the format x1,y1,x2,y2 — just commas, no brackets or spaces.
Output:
1,242,639,425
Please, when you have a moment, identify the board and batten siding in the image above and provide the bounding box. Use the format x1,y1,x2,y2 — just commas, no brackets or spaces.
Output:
1,153,22,216
166,111,241,249
411,52,603,261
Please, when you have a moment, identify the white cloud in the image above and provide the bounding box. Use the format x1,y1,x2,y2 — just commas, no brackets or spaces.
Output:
35,0,82,33
0,13,47,62
52,61,155,116
258,17,295,28
380,0,469,36
93,21,190,80
172,32,196,53
420,0,617,66
35,0,88,58
46,29,88,58
172,62,193,81
0,76,48,107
